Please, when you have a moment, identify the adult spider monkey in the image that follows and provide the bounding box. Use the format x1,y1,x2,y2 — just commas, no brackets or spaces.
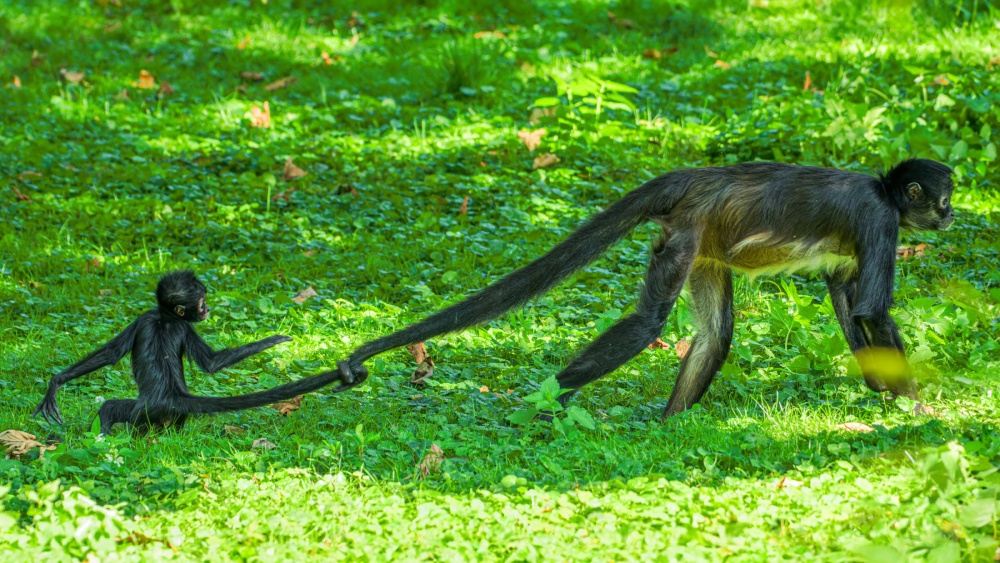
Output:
332,159,955,417
33,271,343,433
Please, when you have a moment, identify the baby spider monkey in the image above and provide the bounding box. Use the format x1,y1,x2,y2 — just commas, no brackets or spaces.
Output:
33,271,338,434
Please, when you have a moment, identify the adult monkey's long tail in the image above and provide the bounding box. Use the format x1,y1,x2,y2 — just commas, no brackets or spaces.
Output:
346,174,685,369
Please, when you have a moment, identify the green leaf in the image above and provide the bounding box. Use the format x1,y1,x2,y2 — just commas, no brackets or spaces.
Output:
958,498,996,528
532,96,560,107
565,407,596,430
539,376,561,399
506,408,538,425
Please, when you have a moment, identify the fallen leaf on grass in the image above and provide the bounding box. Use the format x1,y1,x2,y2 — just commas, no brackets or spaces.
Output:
715,59,731,70
674,337,691,359
0,429,56,459
411,358,435,386
528,107,556,124
648,338,671,351
11,186,32,202
532,153,560,169
473,30,506,39
775,476,803,489
419,443,444,477
237,35,251,50
292,286,318,303
12,75,20,88
241,71,265,81
99,289,113,297
803,72,812,91
458,195,469,215
479,385,491,393
283,158,308,181
271,395,303,416
321,52,338,65
517,128,546,152
158,81,174,96
137,70,156,89
103,21,121,34
252,437,276,450
836,422,874,433
60,69,84,84
271,186,298,201
249,102,271,128
223,425,245,436
897,243,928,260
642,48,662,60
16,170,41,180
933,74,950,86
704,45,719,58
264,76,298,91
407,342,428,363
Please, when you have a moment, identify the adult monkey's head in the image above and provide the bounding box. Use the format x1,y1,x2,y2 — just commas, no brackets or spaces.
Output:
157,270,210,322
883,159,955,231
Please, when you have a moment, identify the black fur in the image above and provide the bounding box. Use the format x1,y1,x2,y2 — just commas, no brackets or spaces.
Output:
335,159,954,417
33,271,341,433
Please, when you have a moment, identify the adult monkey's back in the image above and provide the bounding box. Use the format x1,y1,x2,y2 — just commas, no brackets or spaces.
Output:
334,159,955,417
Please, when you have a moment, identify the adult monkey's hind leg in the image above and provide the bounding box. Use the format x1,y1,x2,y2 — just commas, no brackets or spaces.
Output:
555,230,698,402
662,260,734,417
97,399,137,434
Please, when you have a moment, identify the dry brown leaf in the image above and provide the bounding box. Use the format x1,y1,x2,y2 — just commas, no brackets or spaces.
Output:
158,81,174,96
16,170,41,180
407,342,428,363
715,59,731,70
12,75,20,88
478,385,490,393
336,183,359,197
137,70,155,89
528,107,556,125
642,48,662,60
704,45,719,58
282,158,308,181
933,74,949,86
60,69,84,84
264,76,298,91
321,52,338,65
517,128,546,152
237,35,251,50
775,476,803,489
675,337,691,360
292,286,318,303
647,337,671,351
241,71,265,81
836,422,874,433
532,153,560,170
271,395,303,416
419,443,444,477
0,429,55,459
252,437,276,450
223,425,245,436
99,289,113,297
103,21,121,34
11,186,32,202
411,358,435,386
249,101,271,128
458,195,469,215
897,243,929,260
803,71,812,91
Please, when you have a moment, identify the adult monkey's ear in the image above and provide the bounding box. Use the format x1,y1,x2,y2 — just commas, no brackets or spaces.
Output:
907,182,923,200
174,305,186,317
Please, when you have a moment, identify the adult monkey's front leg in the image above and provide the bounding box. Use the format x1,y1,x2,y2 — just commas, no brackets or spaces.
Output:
825,268,889,393
849,227,928,413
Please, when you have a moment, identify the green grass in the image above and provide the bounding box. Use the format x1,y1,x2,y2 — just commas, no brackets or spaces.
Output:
1,0,999,560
